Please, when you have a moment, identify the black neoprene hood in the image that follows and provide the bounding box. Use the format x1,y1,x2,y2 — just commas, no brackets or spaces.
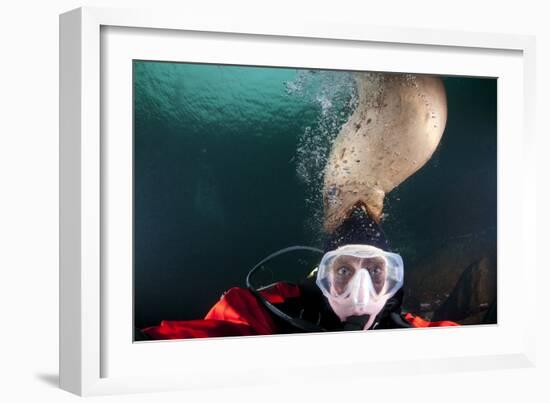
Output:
324,206,391,252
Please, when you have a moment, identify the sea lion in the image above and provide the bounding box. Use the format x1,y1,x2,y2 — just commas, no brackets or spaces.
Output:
323,72,447,233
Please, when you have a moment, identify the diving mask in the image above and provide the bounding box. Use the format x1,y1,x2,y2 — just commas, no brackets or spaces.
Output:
316,244,404,329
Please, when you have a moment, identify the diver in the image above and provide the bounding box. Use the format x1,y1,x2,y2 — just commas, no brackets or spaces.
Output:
138,204,457,340
137,72,458,340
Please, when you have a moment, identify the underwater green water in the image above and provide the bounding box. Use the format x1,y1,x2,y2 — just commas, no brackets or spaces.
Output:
133,61,496,327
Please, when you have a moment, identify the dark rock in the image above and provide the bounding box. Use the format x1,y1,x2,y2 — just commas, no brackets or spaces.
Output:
402,231,496,325
432,255,497,323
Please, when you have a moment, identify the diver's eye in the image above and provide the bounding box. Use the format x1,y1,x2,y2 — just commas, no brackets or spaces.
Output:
368,266,383,276
336,266,352,277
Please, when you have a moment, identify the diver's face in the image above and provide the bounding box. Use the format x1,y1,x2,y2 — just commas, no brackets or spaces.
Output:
330,255,387,295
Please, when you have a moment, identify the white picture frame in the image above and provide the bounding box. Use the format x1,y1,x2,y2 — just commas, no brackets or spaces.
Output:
59,6,537,396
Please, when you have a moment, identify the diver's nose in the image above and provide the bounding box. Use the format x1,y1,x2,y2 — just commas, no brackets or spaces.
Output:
354,269,370,305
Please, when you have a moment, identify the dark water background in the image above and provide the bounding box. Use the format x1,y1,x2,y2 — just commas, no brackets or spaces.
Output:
134,61,496,328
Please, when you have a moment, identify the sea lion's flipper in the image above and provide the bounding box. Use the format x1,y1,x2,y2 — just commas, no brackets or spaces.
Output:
323,73,447,233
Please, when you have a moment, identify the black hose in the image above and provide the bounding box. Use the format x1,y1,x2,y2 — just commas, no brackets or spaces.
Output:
390,312,413,328
246,246,326,333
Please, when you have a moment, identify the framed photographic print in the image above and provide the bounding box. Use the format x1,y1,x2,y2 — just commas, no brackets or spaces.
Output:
60,6,537,396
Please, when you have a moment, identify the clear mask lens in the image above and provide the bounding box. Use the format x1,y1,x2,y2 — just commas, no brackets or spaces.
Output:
317,244,404,304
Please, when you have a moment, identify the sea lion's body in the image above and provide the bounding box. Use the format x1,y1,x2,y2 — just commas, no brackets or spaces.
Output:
323,73,448,233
